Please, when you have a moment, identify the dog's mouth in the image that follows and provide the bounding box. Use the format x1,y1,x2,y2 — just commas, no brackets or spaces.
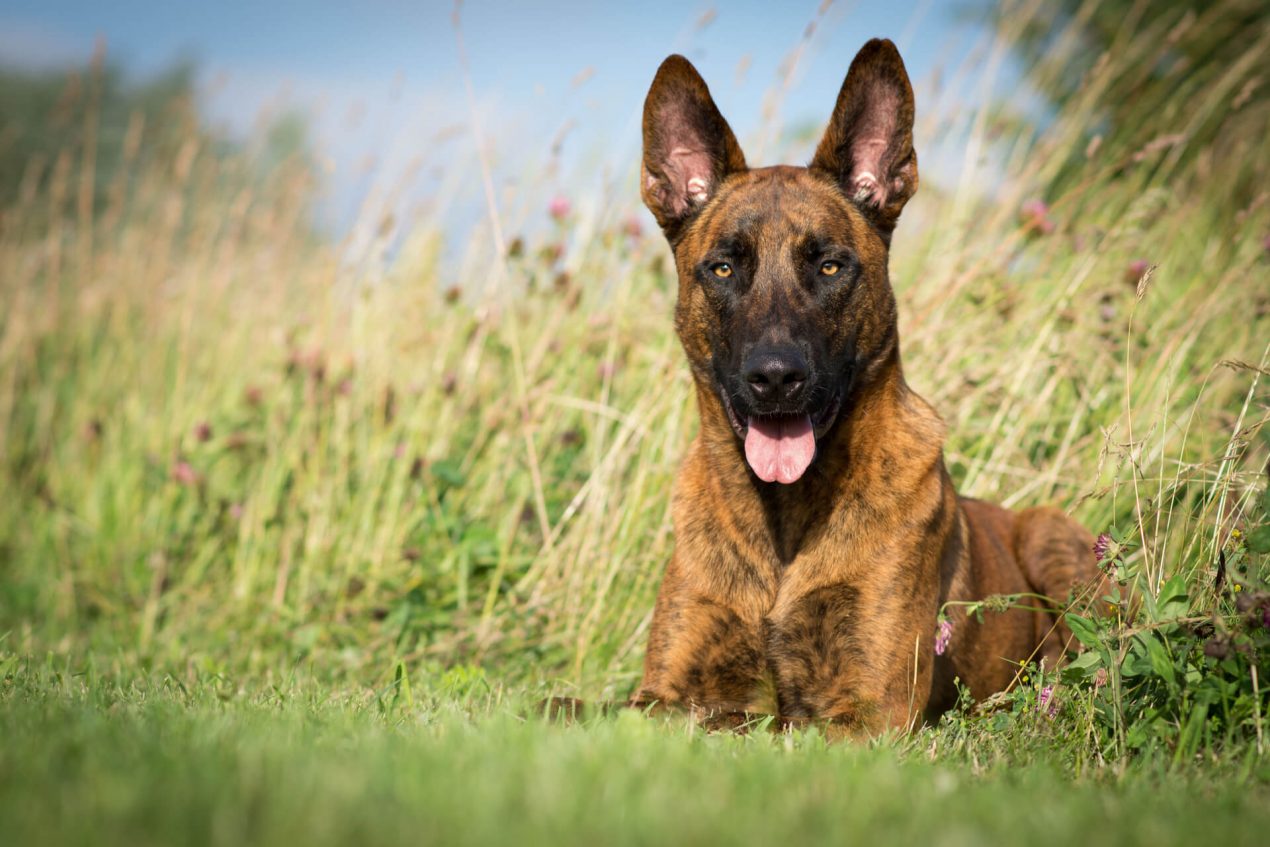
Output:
720,388,843,485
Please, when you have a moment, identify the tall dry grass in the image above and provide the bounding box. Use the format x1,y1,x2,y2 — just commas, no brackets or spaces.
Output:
0,0,1266,706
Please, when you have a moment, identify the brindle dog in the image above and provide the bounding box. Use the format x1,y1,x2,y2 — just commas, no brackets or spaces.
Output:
632,39,1100,735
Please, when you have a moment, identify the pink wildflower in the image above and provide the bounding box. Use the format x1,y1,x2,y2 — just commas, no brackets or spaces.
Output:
1124,259,1150,285
1038,684,1058,718
548,195,571,221
934,617,953,656
1093,532,1112,567
1020,199,1055,235
171,460,200,487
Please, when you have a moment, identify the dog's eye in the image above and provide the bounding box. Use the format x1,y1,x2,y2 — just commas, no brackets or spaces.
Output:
819,260,843,277
711,263,733,279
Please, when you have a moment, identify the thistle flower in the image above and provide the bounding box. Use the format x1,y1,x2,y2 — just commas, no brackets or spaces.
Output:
934,617,953,656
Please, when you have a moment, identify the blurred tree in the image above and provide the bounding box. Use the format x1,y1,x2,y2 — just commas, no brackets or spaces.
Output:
996,0,1267,204
0,58,198,208
0,54,315,218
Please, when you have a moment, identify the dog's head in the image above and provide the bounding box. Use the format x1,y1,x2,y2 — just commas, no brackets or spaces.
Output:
641,39,918,485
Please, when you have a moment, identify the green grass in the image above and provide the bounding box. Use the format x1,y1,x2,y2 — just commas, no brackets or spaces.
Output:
4,660,1269,847
1,0,1269,842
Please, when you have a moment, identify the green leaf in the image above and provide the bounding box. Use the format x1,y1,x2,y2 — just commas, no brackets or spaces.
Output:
1062,650,1102,682
1139,587,1158,622
1143,634,1177,687
431,459,466,489
1064,613,1102,650
1155,574,1190,620
1126,719,1152,750
392,660,414,711
1246,525,1270,554
1175,700,1210,763
1122,646,1151,678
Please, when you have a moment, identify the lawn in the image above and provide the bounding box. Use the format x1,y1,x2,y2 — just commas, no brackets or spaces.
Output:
4,661,1270,847
1,0,1268,843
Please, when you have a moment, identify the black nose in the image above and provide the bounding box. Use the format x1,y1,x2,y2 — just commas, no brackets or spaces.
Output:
744,347,808,402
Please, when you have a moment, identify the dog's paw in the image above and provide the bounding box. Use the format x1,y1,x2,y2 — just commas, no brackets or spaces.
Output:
535,696,588,723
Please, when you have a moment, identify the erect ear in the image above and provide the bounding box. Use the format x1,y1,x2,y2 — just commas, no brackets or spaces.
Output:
641,55,747,244
810,39,918,243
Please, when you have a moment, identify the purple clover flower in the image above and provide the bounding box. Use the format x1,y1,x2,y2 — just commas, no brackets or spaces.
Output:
934,617,953,656
1092,532,1111,562
1093,532,1118,575
1038,684,1058,718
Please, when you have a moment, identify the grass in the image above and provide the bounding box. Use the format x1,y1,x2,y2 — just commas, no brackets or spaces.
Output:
1,0,1268,842
4,660,1270,847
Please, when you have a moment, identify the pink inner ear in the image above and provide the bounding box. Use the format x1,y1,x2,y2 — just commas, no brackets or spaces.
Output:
659,146,713,216
848,87,901,207
850,138,893,205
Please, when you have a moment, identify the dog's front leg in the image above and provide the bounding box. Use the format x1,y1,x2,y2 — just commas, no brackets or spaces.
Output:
636,557,771,716
764,581,935,736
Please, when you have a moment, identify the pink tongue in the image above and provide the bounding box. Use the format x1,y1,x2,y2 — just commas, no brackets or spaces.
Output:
744,414,815,484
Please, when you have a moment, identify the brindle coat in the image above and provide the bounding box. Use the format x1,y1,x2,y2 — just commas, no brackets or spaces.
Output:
634,39,1100,734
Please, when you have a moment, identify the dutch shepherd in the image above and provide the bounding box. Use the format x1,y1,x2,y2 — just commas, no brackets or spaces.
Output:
631,39,1101,736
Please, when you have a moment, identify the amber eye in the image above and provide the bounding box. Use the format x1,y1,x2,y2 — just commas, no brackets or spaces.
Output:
711,263,733,279
819,260,842,276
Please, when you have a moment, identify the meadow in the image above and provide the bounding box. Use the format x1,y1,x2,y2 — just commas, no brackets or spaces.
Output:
1,1,1268,844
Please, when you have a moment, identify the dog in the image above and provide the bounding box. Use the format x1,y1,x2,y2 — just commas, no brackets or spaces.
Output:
632,39,1100,735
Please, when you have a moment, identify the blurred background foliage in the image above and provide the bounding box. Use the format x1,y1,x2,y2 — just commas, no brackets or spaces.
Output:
1000,0,1268,207
0,0,1265,760
0,50,315,225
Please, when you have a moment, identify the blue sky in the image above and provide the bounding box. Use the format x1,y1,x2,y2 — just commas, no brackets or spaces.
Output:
0,1,1023,241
